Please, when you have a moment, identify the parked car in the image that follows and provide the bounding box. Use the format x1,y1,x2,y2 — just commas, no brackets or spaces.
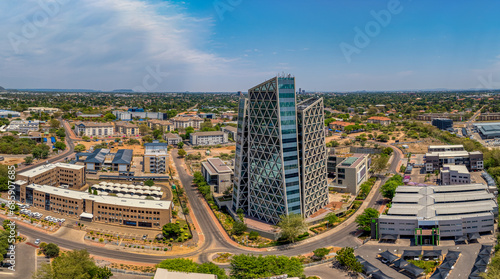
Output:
34,239,41,245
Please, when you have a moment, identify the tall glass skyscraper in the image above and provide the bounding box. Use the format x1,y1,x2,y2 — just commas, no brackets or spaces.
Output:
232,75,328,224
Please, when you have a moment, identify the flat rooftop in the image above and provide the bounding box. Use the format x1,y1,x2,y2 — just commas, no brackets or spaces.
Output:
202,158,232,175
428,145,464,149
17,163,84,178
24,183,171,210
441,164,469,173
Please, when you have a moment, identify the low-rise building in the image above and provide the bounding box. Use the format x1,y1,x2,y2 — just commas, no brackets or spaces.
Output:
440,164,470,185
115,121,140,136
27,107,60,114
221,125,237,139
112,110,167,121
428,145,465,153
0,109,20,118
416,113,465,121
144,142,168,174
477,112,500,121
6,120,39,133
367,116,391,126
154,268,217,279
432,118,453,131
220,112,237,121
75,149,133,173
74,122,114,137
201,158,233,194
16,163,86,188
424,150,483,172
170,116,203,129
147,119,174,133
330,153,370,195
14,181,171,228
328,121,355,131
163,133,182,145
474,122,500,139
377,183,497,245
190,131,228,146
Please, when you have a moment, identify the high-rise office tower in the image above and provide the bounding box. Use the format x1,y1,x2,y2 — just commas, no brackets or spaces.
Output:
232,75,328,224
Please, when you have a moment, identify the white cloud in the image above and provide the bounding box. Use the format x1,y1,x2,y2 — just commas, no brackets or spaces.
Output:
0,0,244,91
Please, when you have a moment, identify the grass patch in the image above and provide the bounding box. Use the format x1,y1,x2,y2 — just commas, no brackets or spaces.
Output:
408,260,440,274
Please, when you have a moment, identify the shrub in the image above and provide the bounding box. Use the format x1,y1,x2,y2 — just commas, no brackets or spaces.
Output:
248,231,259,241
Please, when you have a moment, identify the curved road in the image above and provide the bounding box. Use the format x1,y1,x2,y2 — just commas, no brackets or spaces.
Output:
5,139,401,264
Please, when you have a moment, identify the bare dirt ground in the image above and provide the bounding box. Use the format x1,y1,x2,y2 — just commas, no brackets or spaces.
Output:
75,139,145,155
0,157,25,165
403,137,446,154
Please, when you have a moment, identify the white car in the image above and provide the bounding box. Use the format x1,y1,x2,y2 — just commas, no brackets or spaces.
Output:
34,239,40,245
60,219,65,223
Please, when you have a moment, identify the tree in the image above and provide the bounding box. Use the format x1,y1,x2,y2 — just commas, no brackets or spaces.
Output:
103,113,116,121
24,156,33,165
82,136,90,141
43,243,60,258
33,249,113,279
325,212,339,228
248,231,259,240
231,221,247,236
54,141,66,151
313,248,331,259
144,180,154,186
230,254,304,279
56,129,66,138
158,259,227,279
275,213,307,243
74,144,86,152
380,175,402,200
336,247,363,272
162,223,181,238
355,208,379,232
371,154,389,173
152,129,163,140
178,149,187,157
49,119,61,129
139,124,151,135
177,141,184,149
93,189,98,195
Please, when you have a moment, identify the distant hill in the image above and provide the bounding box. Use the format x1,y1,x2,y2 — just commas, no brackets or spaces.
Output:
112,89,134,92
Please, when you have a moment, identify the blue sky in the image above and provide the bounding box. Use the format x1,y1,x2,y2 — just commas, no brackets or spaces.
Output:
2,0,500,92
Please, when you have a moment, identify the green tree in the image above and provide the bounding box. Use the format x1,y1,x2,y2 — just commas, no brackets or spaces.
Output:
162,223,181,238
231,221,247,236
24,156,34,165
336,247,363,272
275,213,307,243
248,231,259,240
177,141,184,149
33,249,113,279
371,154,389,173
313,248,331,259
103,113,116,121
92,189,98,195
325,212,339,228
197,262,227,279
43,243,60,258
144,180,154,186
230,254,304,279
380,175,402,200
178,149,187,157
152,129,163,140
74,144,86,152
54,141,66,150
355,208,379,232
139,124,151,135
158,258,198,272
82,136,90,141
49,119,61,129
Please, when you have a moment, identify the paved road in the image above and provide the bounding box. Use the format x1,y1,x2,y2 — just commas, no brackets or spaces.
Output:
3,142,402,264
0,242,37,279
17,119,75,172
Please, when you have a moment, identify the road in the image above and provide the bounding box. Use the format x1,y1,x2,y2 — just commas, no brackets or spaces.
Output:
17,119,75,172
2,141,402,264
